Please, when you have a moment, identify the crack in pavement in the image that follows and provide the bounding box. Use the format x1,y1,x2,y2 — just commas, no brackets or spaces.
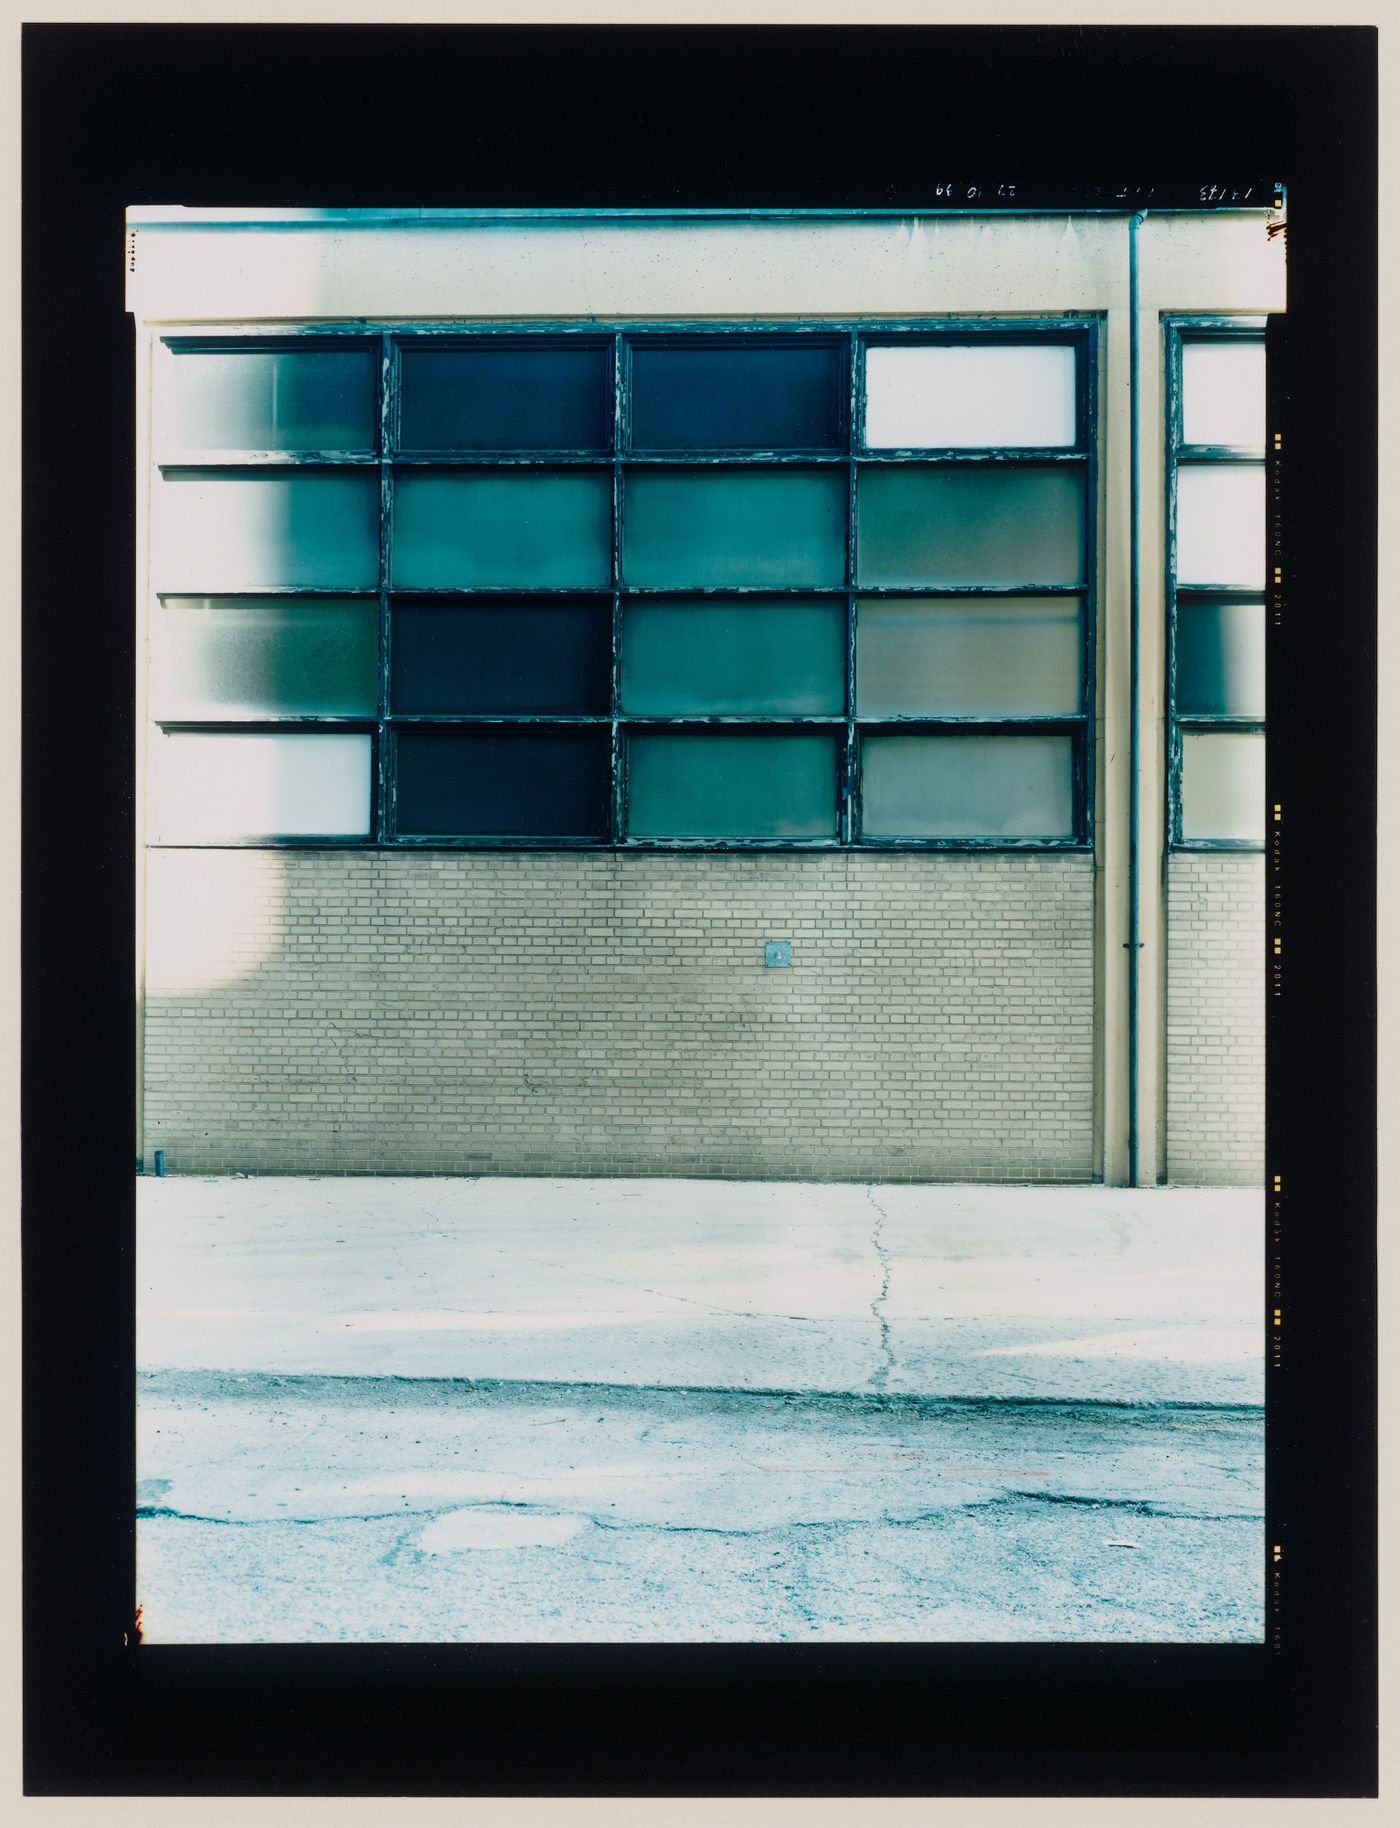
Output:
139,1503,442,1528
139,1488,1258,1536
138,1368,1264,1417
865,1185,896,1392
780,1532,822,1630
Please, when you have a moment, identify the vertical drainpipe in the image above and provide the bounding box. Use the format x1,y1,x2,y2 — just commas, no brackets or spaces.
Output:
1127,210,1147,1186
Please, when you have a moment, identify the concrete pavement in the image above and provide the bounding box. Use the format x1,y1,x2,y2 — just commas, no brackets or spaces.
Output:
135,1176,1265,1644
138,1372,1262,1643
139,1176,1262,1404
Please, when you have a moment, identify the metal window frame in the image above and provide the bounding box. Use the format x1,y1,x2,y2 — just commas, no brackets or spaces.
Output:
150,316,1099,852
1163,317,1267,850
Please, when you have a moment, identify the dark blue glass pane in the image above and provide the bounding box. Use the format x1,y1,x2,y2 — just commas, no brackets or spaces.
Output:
629,341,843,451
398,345,612,452
391,597,611,715
394,729,611,838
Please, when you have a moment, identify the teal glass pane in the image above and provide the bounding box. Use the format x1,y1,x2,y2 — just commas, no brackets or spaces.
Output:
392,469,612,589
621,599,845,714
627,732,838,839
154,598,378,718
622,469,846,589
155,470,380,590
629,341,843,451
856,465,1084,588
861,733,1075,838
398,344,611,452
1180,731,1265,842
856,595,1081,716
1175,599,1265,717
168,346,377,452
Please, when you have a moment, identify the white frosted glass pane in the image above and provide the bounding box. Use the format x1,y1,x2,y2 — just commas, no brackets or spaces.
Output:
167,346,377,452
153,598,378,718
1180,731,1265,842
1176,465,1265,588
862,733,1073,838
1181,342,1265,448
153,732,372,841
856,596,1080,716
864,345,1077,449
155,470,379,590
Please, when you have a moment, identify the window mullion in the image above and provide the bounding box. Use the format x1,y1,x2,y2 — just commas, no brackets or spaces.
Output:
611,332,625,845
376,330,394,846
845,330,860,846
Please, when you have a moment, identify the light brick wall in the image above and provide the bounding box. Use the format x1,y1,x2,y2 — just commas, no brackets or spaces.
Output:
142,849,1096,1180
1165,853,1264,1186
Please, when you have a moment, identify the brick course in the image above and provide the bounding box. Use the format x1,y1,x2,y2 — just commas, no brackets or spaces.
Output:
1165,853,1264,1186
142,849,1096,1180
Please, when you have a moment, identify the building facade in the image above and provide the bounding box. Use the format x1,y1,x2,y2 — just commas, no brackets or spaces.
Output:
128,206,1283,1184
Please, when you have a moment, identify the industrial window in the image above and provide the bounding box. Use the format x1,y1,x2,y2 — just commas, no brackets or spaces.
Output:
1165,324,1266,846
147,324,1094,847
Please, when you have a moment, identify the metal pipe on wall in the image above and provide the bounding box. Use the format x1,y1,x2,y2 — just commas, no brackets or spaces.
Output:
1127,209,1147,1186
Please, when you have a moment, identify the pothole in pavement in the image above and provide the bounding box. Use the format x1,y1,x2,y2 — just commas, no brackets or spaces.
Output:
416,1507,588,1553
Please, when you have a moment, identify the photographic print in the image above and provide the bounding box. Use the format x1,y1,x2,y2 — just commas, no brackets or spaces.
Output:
128,197,1279,1646
21,18,1378,1801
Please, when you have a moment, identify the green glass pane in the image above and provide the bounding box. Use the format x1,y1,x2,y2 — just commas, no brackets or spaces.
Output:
154,598,378,718
155,470,380,590
1180,731,1265,842
861,733,1074,838
856,596,1081,716
622,469,846,589
627,732,838,839
621,599,845,715
1175,599,1265,717
168,346,377,452
856,465,1084,588
392,469,612,589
